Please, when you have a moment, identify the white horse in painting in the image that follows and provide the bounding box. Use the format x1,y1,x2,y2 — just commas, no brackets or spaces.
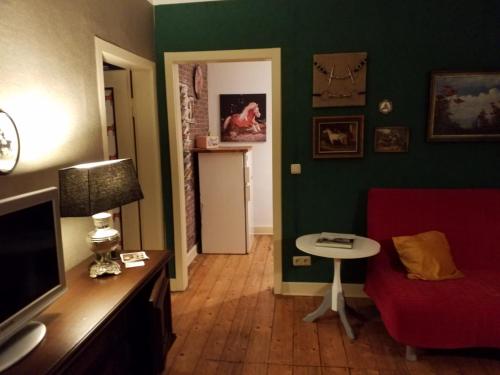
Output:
323,128,348,145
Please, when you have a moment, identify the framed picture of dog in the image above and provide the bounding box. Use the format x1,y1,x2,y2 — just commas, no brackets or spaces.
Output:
313,115,364,159
374,126,410,152
220,94,266,142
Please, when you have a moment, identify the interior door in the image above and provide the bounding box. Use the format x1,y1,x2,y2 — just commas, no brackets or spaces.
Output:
104,69,142,250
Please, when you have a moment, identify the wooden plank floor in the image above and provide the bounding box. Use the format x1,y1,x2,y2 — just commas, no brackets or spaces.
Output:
164,235,500,375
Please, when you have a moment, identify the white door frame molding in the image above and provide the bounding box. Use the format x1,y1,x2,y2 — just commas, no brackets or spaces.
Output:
164,48,282,292
94,37,166,253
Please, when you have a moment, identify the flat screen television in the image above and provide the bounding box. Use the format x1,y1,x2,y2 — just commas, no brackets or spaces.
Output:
0,187,66,372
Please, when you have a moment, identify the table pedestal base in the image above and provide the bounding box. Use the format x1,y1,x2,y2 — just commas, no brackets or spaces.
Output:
303,289,355,339
303,259,355,339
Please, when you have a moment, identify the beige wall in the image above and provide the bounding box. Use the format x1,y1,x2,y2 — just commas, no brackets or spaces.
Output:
0,0,154,269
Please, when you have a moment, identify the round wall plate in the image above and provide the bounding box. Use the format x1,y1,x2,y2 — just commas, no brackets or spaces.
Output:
0,109,20,175
193,65,204,99
378,99,393,114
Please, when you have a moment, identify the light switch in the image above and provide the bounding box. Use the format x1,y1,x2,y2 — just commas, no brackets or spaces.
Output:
290,163,301,175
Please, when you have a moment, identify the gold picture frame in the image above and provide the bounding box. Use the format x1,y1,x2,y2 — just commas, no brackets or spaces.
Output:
427,71,500,142
313,116,364,159
374,127,410,153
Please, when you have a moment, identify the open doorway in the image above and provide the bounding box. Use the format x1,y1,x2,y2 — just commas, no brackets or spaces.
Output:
164,49,282,293
102,64,142,249
94,37,166,253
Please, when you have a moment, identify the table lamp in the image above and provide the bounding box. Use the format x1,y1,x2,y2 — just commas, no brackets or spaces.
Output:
58,158,143,278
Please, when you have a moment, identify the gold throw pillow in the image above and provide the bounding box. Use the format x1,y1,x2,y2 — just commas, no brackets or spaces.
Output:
392,230,464,280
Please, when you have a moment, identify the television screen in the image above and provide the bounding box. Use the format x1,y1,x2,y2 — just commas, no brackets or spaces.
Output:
0,201,61,324
0,187,66,371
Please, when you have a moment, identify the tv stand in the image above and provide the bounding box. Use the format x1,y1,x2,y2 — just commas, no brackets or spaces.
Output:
0,321,46,373
3,250,175,375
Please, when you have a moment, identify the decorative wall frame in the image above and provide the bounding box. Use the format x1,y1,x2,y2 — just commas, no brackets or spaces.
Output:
374,127,409,153
220,94,266,142
427,71,500,141
179,83,195,150
0,109,20,175
312,52,367,108
313,115,364,159
193,65,204,100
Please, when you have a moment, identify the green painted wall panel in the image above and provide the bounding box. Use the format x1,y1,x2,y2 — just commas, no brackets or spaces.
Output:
155,0,500,283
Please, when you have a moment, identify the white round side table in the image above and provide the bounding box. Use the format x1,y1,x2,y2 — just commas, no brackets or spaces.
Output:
295,233,380,339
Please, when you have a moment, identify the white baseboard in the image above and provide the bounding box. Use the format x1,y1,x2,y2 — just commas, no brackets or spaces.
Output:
252,226,273,235
187,244,198,267
170,277,183,292
280,282,367,298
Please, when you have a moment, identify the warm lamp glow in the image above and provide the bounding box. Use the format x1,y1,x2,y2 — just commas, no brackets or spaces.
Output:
74,160,122,169
4,89,73,172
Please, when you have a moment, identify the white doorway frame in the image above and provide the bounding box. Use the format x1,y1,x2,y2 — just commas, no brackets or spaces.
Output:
164,48,282,293
94,37,166,252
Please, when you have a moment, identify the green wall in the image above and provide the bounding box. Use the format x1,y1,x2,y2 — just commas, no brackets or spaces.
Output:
155,0,500,283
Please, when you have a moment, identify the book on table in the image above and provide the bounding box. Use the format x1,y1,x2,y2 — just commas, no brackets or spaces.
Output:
315,232,355,248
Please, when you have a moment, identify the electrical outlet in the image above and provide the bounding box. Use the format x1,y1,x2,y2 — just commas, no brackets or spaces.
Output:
293,255,311,266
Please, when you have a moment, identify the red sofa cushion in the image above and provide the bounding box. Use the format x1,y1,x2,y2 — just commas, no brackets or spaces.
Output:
365,188,500,348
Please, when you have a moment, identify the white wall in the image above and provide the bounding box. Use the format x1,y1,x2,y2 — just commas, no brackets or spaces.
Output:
207,61,273,233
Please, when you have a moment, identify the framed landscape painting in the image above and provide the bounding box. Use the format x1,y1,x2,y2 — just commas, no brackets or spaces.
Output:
374,127,409,153
427,71,500,141
313,115,364,159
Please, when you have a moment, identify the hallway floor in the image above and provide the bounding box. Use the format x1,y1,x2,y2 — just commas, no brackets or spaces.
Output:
164,235,500,375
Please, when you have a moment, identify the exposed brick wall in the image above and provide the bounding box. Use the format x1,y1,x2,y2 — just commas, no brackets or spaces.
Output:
179,63,208,252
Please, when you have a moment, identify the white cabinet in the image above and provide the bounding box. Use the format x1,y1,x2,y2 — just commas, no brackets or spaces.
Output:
197,148,253,254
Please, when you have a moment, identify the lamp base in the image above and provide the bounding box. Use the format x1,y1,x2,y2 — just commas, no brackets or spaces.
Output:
88,212,122,278
89,253,122,278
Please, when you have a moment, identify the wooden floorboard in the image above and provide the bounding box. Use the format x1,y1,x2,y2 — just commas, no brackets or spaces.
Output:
165,235,500,375
245,236,275,364
268,295,294,365
167,255,229,374
293,296,321,366
317,311,348,368
220,236,269,363
194,238,259,372
165,254,218,373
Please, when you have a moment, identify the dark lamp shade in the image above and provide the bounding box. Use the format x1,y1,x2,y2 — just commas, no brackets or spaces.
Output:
58,158,143,217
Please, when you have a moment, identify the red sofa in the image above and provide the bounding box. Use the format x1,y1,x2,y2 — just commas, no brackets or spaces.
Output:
364,188,500,356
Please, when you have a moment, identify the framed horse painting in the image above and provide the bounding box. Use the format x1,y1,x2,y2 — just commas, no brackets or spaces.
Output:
220,94,266,142
312,115,364,159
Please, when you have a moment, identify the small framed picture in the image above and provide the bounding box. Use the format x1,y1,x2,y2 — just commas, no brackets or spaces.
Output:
120,251,149,263
313,115,364,159
0,109,20,175
427,71,500,141
374,127,409,153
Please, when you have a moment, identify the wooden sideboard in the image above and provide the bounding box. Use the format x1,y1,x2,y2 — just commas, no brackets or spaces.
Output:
4,251,175,375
